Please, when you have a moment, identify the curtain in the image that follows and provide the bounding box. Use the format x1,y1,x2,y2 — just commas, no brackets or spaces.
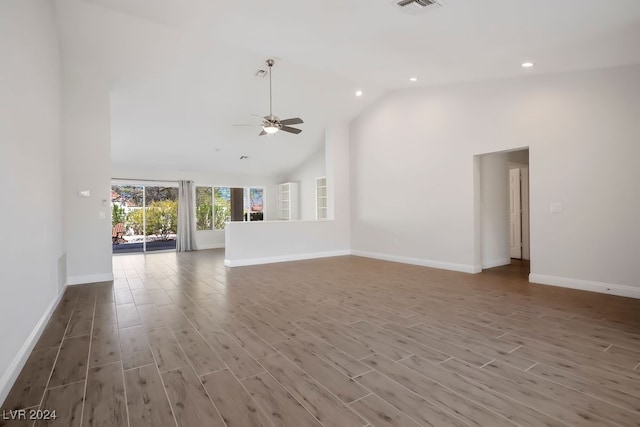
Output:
177,180,197,252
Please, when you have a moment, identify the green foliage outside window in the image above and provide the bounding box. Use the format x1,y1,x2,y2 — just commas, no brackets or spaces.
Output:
145,200,178,240
111,204,126,227
194,186,262,231
214,187,231,229
126,208,144,236
196,187,213,230
125,200,178,240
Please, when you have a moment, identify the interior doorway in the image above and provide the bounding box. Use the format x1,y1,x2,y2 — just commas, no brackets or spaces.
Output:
509,163,530,260
473,148,530,272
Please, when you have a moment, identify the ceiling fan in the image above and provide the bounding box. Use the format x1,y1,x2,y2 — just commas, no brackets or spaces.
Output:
236,59,304,136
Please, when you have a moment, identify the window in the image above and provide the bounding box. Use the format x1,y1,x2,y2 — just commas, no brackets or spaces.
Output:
196,187,213,230
246,187,264,221
196,186,264,230
214,187,231,229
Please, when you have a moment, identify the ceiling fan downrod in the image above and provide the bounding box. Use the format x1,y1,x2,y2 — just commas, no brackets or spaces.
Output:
267,59,274,119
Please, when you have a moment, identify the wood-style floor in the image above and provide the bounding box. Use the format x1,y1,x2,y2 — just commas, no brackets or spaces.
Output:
2,250,640,426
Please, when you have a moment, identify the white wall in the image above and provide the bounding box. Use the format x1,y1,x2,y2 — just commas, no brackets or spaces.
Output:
225,124,350,266
351,65,640,295
282,144,326,220
479,152,510,269
224,220,350,266
0,0,64,403
110,164,280,249
62,69,113,284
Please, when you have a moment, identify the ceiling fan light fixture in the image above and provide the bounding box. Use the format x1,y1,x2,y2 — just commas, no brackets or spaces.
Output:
263,125,279,134
233,59,303,136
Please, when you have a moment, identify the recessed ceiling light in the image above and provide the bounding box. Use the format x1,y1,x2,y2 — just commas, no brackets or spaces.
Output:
355,90,363,97
522,62,534,68
409,77,418,82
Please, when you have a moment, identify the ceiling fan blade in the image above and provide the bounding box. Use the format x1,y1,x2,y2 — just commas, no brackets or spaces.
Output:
259,130,267,136
280,118,303,125
280,126,302,135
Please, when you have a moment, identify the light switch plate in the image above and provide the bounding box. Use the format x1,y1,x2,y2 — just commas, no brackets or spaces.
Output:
99,211,106,219
77,189,91,198
550,202,562,214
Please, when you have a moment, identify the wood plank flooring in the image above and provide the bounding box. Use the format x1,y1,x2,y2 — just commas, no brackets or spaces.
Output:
2,250,640,426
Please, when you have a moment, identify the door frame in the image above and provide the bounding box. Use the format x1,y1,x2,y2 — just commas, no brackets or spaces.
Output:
508,164,530,260
509,167,522,259
521,165,530,260
111,180,179,254
473,147,530,272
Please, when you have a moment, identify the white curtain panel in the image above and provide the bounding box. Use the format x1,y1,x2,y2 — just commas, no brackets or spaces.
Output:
177,180,197,252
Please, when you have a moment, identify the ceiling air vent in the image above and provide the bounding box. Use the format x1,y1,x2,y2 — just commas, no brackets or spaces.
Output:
393,0,442,14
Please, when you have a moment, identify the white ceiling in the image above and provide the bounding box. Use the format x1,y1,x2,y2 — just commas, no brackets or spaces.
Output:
55,0,640,176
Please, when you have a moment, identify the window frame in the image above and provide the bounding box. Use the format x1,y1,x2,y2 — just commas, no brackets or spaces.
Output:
195,186,214,231
195,185,266,231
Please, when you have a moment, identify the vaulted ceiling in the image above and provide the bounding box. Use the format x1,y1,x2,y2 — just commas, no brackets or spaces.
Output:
55,0,640,175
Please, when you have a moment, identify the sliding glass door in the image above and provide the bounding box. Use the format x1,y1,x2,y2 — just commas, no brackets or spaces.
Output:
111,183,178,254
144,186,178,252
111,185,144,253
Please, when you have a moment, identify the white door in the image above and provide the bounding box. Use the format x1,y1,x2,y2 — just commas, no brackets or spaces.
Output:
509,168,522,259
521,167,530,260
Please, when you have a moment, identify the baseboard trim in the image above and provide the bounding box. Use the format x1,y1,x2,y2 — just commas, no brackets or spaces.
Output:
529,274,640,299
67,273,114,285
351,250,477,274
0,283,68,405
224,250,351,267
196,244,225,250
482,258,512,269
